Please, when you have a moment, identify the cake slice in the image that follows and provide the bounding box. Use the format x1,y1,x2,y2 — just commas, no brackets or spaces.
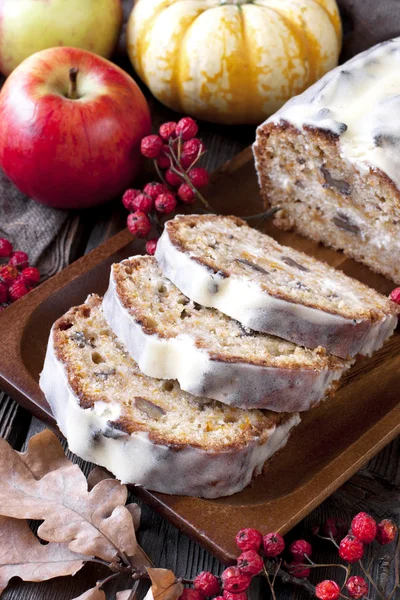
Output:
102,255,349,412
155,214,399,359
39,295,300,498
253,38,400,284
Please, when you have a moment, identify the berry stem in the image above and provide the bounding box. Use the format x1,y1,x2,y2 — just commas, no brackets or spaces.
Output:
68,68,79,100
358,560,385,600
189,149,207,170
263,559,316,596
242,207,281,222
167,139,215,213
263,563,278,600
153,160,169,187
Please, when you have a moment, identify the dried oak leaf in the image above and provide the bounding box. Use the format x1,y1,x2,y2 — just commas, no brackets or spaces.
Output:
126,504,141,532
0,516,84,595
87,466,114,491
0,431,137,562
147,568,183,600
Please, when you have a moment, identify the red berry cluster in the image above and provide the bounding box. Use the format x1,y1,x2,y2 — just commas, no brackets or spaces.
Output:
177,514,399,600
313,512,398,599
123,117,209,256
0,237,40,310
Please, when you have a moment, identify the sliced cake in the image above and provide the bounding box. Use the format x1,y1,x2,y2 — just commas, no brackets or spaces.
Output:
102,256,350,412
253,38,400,284
155,214,399,359
39,295,300,498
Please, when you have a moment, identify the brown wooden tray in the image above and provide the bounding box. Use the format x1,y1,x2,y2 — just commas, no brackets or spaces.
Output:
0,147,399,565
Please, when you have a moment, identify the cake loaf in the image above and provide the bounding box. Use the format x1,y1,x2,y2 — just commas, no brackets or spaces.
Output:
155,214,399,359
39,294,300,498
103,255,349,412
253,38,400,284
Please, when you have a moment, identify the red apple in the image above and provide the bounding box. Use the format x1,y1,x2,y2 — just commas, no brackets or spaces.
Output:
0,47,151,209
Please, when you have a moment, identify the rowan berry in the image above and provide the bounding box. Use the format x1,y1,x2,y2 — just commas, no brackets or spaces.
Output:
237,550,263,576
127,212,152,238
376,519,398,544
339,534,364,563
346,576,368,598
176,117,198,140
183,139,205,163
21,267,40,286
130,193,154,214
143,182,169,201
141,135,163,158
155,192,177,214
178,590,205,600
194,572,220,596
389,287,400,304
178,183,196,204
0,265,18,286
122,189,141,211
157,150,172,169
263,533,285,557
0,238,13,258
235,528,263,552
223,592,247,600
146,238,158,256
323,517,347,541
165,168,184,187
9,251,29,270
315,580,340,600
221,567,251,593
8,279,29,302
159,121,177,141
290,540,312,561
188,167,209,188
286,561,311,578
351,512,377,544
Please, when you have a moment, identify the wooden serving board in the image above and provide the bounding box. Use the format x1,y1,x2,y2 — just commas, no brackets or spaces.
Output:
0,146,399,565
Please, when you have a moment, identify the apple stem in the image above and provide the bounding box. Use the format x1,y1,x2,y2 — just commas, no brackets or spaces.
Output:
68,68,79,100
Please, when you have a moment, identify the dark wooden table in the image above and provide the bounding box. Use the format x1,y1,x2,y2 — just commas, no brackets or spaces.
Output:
1,1,400,598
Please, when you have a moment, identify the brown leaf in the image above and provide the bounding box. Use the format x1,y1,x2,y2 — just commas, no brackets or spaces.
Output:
87,466,114,491
72,587,106,600
0,516,84,595
0,431,137,562
20,429,71,480
147,568,183,600
126,503,141,531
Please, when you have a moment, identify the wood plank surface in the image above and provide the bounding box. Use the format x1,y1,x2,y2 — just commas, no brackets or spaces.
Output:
1,0,400,598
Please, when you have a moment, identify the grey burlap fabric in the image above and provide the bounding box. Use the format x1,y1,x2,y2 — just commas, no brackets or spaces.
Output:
0,169,78,279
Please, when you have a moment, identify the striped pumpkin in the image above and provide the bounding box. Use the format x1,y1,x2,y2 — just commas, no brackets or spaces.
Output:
127,0,342,125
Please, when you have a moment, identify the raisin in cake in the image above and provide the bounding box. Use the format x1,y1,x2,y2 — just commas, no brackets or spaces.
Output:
155,214,399,359
39,295,300,498
254,38,400,284
103,256,349,412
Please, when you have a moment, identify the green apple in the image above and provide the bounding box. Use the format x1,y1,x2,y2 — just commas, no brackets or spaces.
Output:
0,0,123,76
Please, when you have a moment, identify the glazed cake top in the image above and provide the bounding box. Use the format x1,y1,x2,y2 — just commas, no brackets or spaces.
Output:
161,214,398,322
261,37,400,188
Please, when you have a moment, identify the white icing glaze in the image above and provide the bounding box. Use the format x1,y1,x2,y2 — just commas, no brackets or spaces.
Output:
258,37,400,188
155,220,398,358
102,263,347,412
39,325,300,498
